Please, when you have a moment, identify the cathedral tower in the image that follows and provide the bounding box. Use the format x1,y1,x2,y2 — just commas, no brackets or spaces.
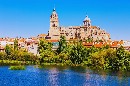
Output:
83,15,91,27
50,8,59,28
48,8,60,40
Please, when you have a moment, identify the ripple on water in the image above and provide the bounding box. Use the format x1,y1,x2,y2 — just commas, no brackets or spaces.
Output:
0,66,129,86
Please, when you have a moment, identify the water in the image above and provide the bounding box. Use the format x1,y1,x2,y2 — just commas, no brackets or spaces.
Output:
0,66,129,86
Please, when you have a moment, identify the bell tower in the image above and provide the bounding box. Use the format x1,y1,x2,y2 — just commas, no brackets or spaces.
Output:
48,7,60,40
83,15,91,27
50,8,59,28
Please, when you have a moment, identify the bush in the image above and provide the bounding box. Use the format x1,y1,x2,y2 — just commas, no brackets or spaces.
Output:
9,66,25,70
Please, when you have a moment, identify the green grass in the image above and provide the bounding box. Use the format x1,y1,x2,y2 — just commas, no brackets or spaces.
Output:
0,60,33,65
9,66,25,70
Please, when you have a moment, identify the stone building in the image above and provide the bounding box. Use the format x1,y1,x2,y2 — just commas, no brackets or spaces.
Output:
46,8,110,41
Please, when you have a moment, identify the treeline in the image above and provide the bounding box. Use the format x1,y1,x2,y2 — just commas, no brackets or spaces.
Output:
38,36,130,71
0,37,129,71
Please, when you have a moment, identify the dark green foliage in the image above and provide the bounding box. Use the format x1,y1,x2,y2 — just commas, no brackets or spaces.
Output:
38,39,52,53
38,39,54,64
70,42,88,64
87,46,130,71
37,37,130,71
115,46,130,71
57,36,67,54
5,45,12,56
14,39,18,51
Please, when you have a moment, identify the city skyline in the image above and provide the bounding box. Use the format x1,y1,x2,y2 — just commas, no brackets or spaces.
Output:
0,0,130,40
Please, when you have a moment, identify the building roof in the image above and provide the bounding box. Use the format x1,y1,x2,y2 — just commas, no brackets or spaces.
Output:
52,8,58,16
37,34,47,37
84,15,90,21
47,40,59,42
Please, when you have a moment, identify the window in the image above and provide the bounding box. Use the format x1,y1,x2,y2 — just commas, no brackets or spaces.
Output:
52,24,55,27
95,32,98,35
84,28,87,31
91,30,93,33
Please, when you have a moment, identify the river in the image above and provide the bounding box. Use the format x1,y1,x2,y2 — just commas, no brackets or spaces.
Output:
0,66,129,86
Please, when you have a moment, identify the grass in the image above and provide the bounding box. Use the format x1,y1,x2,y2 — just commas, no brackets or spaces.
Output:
9,65,25,70
0,60,33,65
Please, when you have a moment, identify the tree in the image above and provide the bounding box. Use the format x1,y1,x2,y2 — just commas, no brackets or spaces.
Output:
70,41,88,64
57,36,67,54
38,39,53,64
0,52,6,60
116,46,130,70
89,46,99,54
38,39,52,53
14,39,18,51
87,48,117,69
5,45,12,56
5,45,13,60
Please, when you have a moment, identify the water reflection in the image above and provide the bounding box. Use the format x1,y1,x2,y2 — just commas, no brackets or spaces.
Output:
0,66,129,86
69,66,86,73
48,68,59,86
84,69,130,86
117,71,129,86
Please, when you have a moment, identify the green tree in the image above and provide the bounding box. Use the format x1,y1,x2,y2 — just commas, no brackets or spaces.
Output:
38,39,54,64
0,52,6,60
38,39,52,53
87,48,116,69
14,39,18,51
70,41,88,64
57,36,67,54
5,45,12,56
89,46,99,54
116,46,130,70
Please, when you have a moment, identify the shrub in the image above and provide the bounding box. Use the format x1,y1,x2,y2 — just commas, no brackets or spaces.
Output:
9,66,25,70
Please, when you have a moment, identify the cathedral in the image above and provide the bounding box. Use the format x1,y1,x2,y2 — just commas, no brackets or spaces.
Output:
46,8,110,41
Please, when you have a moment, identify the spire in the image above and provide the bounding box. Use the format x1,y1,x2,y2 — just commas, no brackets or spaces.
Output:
85,13,88,18
53,8,55,11
85,12,88,17
52,5,57,15
53,5,56,11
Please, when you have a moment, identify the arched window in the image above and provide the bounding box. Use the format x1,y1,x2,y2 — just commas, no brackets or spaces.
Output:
95,31,98,35
91,30,93,33
52,24,55,27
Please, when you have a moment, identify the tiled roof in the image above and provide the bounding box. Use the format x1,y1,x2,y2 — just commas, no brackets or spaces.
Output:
47,40,59,42
82,41,125,48
83,42,93,46
37,34,47,37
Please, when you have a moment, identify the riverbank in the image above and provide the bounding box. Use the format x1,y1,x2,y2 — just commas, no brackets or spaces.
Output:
0,60,34,66
0,60,129,72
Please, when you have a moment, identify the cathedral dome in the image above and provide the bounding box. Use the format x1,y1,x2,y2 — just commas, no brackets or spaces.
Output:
52,8,58,16
84,15,90,21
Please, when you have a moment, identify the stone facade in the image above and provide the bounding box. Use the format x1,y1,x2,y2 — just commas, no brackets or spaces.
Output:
46,8,110,41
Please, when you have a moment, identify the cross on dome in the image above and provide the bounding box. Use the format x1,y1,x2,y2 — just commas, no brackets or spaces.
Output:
84,15,90,21
53,7,55,11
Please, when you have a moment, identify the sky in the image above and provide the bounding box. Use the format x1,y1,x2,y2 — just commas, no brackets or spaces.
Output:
0,0,130,40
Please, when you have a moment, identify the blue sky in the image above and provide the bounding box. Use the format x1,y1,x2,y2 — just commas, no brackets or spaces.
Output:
0,0,130,40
